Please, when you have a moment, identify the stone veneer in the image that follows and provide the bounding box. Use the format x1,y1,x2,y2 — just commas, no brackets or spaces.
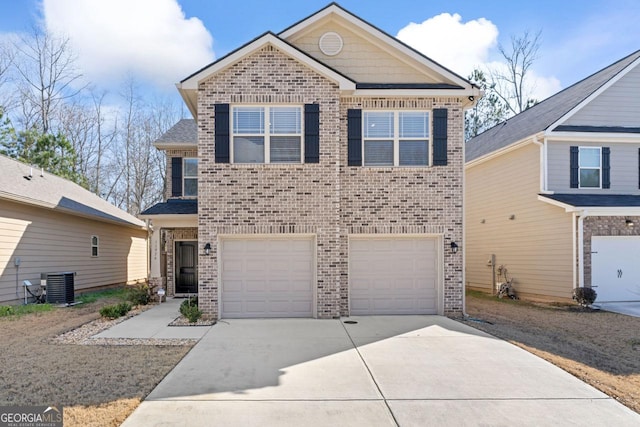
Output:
583,216,640,286
196,45,465,319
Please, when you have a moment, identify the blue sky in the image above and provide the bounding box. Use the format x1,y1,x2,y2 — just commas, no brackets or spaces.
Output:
1,0,639,105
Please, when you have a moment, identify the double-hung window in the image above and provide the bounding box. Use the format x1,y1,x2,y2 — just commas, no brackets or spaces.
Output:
91,235,99,257
232,106,303,164
183,158,197,197
579,147,601,188
363,111,429,166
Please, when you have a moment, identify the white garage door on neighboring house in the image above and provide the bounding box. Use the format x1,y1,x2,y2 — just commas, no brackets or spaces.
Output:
349,236,440,315
592,236,640,302
221,237,314,318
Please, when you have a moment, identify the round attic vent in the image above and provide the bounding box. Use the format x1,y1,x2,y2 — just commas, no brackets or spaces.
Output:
319,32,343,56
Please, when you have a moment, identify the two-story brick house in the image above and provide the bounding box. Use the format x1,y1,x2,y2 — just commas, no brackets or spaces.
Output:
466,50,640,304
140,3,480,319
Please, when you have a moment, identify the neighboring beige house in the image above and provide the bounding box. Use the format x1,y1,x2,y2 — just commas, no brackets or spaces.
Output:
140,3,480,319
0,154,148,304
466,50,640,303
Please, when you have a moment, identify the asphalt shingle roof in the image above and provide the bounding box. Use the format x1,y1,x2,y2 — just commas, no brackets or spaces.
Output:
541,193,640,207
0,155,145,228
140,199,198,215
155,119,197,146
466,50,640,162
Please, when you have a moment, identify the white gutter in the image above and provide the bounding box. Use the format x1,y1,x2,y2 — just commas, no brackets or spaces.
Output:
532,137,545,193
577,211,588,288
572,212,577,289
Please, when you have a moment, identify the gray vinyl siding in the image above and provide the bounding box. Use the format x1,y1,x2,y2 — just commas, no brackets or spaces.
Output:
547,141,640,194
0,200,148,304
564,64,640,127
466,143,574,300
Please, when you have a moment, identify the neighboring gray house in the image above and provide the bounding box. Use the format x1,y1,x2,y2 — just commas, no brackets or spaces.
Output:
466,50,640,303
141,3,480,319
0,155,148,304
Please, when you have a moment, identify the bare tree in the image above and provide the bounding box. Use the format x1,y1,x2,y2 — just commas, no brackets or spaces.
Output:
12,27,85,134
489,30,541,115
0,40,16,112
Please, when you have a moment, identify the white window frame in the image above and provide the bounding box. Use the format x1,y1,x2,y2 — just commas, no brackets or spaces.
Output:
91,235,99,257
362,110,431,167
183,157,198,197
578,146,601,189
230,105,304,164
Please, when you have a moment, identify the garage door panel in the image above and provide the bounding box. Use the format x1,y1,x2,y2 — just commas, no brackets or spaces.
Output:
350,237,439,315
221,237,314,318
592,236,640,302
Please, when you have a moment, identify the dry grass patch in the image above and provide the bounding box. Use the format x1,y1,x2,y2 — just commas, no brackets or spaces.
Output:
0,294,193,427
465,291,640,413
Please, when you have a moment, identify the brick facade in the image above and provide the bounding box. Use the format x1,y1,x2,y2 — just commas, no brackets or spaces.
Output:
193,45,465,319
165,149,197,200
583,216,640,286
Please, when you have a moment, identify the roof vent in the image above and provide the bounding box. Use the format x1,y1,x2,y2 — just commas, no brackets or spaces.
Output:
319,32,343,56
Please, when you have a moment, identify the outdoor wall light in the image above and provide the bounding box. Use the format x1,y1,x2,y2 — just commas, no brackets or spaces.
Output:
204,242,211,256
626,219,635,228
450,241,459,254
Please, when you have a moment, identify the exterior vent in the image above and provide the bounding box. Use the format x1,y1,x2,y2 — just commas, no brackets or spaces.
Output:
43,272,75,304
319,32,343,56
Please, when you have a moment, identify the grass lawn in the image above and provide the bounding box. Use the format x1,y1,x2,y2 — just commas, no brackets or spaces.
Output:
0,289,192,427
465,290,640,414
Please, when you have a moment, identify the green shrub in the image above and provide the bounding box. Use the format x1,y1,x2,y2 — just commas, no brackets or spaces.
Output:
573,287,597,307
182,304,202,323
0,306,15,317
180,296,201,323
127,283,152,306
100,301,132,319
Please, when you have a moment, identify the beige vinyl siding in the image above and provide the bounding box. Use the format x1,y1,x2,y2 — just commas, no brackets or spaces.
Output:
0,200,147,304
564,64,640,127
547,140,640,194
466,143,574,299
288,21,435,84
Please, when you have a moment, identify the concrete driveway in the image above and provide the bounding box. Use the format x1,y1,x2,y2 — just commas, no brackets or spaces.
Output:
122,316,640,426
597,302,640,318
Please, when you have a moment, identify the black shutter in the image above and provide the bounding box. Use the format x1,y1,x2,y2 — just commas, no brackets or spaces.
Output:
638,148,640,189
570,146,579,188
171,157,182,197
304,103,320,163
215,103,230,163
347,109,362,166
432,108,448,166
602,147,610,189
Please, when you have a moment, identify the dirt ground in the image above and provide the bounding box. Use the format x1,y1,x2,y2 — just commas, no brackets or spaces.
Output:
465,292,640,414
0,297,192,427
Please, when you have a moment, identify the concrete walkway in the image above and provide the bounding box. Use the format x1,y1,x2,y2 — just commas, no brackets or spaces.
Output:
596,302,640,318
94,298,211,340
121,316,640,426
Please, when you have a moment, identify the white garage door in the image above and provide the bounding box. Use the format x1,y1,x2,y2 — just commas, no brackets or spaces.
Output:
349,236,439,315
221,237,314,318
592,236,640,302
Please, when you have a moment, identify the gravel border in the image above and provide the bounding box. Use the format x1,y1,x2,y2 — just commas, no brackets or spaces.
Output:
54,305,198,346
168,316,216,327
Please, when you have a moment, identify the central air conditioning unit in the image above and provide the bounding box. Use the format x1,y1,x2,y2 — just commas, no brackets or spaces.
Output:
42,272,75,304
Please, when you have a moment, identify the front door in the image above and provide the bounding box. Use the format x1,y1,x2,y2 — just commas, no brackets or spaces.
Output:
175,241,198,294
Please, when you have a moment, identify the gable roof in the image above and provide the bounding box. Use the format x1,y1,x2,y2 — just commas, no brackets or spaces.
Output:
279,2,474,89
466,49,640,163
0,155,146,229
177,3,479,119
154,119,197,149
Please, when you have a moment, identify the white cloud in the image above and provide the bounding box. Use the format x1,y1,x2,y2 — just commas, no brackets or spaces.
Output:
397,13,498,78
42,0,214,88
397,13,561,102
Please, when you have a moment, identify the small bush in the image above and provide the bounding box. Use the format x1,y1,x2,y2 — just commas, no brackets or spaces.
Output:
179,296,198,316
127,283,152,306
100,301,132,319
0,306,15,317
182,304,202,323
573,287,597,307
180,296,201,323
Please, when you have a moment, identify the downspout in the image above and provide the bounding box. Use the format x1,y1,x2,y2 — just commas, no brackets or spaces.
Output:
146,219,152,280
577,211,588,288
532,137,544,193
572,212,577,289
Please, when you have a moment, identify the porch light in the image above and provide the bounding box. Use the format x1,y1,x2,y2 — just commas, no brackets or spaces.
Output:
204,243,211,255
450,241,459,254
626,219,635,228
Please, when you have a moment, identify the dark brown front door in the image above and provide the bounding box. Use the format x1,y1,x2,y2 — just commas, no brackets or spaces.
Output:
175,241,198,294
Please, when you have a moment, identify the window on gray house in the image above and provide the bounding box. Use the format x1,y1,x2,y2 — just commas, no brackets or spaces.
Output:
579,147,601,188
